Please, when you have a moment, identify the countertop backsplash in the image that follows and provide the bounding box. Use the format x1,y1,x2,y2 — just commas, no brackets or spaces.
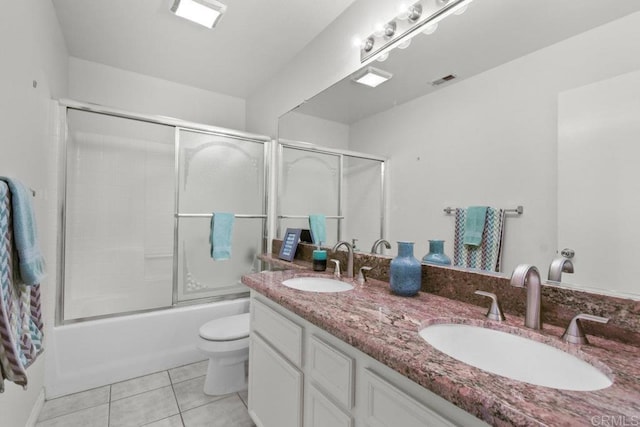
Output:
268,239,640,346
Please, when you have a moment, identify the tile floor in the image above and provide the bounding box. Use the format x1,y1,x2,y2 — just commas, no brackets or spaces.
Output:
36,360,255,427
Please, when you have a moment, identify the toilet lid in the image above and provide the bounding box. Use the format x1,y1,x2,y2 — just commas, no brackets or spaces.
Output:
199,313,250,341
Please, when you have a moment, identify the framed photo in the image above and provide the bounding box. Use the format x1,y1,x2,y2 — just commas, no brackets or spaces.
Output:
279,228,302,261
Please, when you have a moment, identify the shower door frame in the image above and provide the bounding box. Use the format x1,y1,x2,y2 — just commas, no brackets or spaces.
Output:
56,99,270,326
275,138,387,245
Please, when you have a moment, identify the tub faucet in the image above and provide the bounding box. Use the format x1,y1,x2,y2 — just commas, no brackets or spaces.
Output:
510,264,542,330
548,257,574,282
332,241,354,278
371,239,391,254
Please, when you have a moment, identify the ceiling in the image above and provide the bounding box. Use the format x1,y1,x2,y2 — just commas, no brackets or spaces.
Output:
51,0,358,99
293,0,640,124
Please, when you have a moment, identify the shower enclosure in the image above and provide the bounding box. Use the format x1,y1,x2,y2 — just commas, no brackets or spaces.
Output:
59,101,268,324
277,140,386,249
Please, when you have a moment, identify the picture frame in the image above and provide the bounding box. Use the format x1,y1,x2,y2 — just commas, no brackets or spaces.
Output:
279,228,302,261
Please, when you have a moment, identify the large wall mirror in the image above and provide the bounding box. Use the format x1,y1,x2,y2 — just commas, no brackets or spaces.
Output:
278,0,640,299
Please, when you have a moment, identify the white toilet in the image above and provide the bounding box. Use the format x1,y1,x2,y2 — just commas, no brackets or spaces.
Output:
197,312,251,395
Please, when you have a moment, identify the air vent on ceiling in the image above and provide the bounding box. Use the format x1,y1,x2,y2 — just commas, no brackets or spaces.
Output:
431,74,457,86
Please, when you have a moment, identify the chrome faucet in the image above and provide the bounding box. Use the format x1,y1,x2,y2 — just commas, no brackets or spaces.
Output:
548,257,574,282
332,241,354,278
370,239,391,254
510,264,542,330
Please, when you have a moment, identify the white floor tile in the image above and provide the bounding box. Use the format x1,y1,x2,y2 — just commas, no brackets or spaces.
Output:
173,376,226,412
35,403,109,427
38,386,110,421
110,386,179,427
238,390,248,408
111,371,171,401
142,414,185,427
181,395,254,427
168,361,208,384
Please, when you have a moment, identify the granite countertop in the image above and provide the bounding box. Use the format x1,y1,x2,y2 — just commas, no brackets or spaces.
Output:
241,269,640,427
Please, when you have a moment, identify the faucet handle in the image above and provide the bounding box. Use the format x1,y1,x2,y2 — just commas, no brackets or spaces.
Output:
561,313,609,345
330,259,341,278
474,290,506,321
357,266,373,285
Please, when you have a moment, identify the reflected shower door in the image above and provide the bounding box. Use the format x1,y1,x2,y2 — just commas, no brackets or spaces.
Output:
176,129,266,302
344,157,384,251
64,110,175,320
278,147,341,243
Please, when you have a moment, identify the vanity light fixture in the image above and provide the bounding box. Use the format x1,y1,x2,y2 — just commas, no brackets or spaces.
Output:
171,0,227,29
351,66,393,88
359,0,473,62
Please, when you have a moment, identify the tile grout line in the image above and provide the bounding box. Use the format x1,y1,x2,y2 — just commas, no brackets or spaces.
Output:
107,385,111,427
168,370,187,427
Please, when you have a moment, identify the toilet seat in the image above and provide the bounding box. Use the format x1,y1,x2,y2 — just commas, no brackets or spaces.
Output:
199,312,250,341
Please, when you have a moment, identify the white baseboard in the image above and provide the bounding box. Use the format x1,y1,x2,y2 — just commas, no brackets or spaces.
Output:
25,388,45,427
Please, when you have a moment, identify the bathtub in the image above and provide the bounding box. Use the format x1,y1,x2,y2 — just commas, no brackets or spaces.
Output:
45,298,250,398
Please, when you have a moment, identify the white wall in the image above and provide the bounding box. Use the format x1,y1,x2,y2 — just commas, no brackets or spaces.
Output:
0,0,68,425
558,69,640,295
348,12,640,274
279,112,349,149
69,57,246,130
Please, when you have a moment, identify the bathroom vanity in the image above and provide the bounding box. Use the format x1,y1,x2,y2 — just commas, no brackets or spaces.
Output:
241,268,640,426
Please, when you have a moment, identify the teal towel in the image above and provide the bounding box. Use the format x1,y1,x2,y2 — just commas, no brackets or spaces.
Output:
308,214,326,245
210,212,235,261
463,206,488,247
0,177,45,286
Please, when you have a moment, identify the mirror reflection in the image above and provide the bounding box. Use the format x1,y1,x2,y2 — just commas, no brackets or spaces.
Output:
278,1,640,297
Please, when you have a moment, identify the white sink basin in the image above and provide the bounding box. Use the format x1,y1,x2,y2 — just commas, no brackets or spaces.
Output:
419,323,612,391
282,277,354,293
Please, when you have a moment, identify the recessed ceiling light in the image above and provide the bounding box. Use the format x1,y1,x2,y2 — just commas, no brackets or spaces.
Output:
171,0,227,29
351,67,393,88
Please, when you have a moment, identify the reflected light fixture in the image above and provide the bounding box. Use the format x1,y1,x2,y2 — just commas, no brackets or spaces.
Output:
351,66,393,88
171,0,227,28
359,0,473,62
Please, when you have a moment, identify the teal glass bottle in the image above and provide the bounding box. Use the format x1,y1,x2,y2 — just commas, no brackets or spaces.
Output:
422,240,452,266
389,241,422,297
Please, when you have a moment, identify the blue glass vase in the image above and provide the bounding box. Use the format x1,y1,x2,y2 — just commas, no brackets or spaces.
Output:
422,240,452,266
390,241,422,297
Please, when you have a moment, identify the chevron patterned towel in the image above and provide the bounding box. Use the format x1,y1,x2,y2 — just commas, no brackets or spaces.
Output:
0,181,44,392
453,207,505,272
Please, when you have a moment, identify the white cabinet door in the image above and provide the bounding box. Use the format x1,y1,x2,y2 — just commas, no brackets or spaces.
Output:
306,384,353,427
363,368,456,427
248,333,303,427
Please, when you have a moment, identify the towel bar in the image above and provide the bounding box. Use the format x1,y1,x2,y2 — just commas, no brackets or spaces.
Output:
175,213,267,219
278,215,344,219
443,205,523,215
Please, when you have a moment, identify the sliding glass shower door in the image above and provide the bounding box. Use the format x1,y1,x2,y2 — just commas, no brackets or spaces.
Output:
175,129,266,302
61,104,268,323
64,110,175,320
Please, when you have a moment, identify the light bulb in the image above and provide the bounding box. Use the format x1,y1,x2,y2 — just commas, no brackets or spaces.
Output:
397,3,410,19
373,22,385,37
352,36,363,48
422,23,438,35
376,52,389,62
397,38,412,49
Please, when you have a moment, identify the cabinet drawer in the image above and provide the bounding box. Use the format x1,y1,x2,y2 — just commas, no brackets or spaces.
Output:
363,368,455,427
309,335,354,409
251,297,303,366
307,384,353,427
